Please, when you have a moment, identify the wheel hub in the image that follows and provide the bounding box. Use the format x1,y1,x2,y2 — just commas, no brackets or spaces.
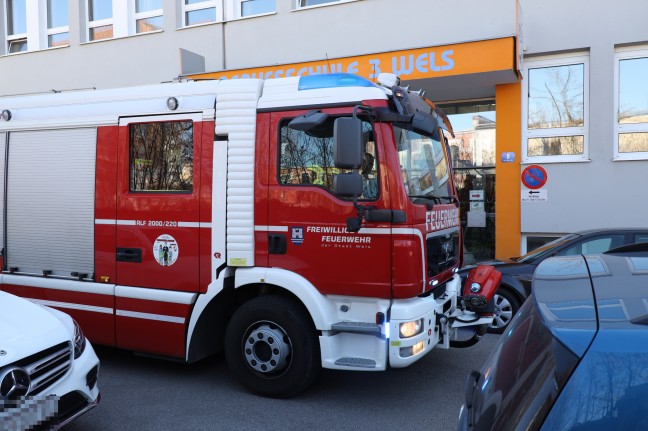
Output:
244,323,291,374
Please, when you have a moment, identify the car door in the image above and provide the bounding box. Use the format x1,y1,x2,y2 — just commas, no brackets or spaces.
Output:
115,114,203,293
265,109,393,298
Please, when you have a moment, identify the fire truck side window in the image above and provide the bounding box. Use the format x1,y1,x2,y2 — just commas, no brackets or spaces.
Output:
279,118,378,200
129,121,194,192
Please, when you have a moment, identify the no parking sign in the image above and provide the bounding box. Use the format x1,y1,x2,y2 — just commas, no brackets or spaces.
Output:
521,165,547,189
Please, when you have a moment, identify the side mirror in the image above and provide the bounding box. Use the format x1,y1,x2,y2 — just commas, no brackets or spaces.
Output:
334,172,363,197
333,117,363,169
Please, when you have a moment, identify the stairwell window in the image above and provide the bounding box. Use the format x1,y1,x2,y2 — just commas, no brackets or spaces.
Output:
47,0,69,47
614,47,648,160
522,55,589,163
182,0,217,27
136,0,164,33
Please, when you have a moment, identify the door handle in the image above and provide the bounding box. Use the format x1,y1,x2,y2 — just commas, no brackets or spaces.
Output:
116,247,142,263
268,234,287,254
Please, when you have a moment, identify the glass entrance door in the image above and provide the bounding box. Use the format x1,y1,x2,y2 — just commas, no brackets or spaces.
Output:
442,102,496,264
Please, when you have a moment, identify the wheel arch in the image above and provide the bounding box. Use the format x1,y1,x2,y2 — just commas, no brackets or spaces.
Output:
186,267,336,362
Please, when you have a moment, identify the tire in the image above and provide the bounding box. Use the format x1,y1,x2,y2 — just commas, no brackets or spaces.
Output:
487,288,520,334
224,295,321,398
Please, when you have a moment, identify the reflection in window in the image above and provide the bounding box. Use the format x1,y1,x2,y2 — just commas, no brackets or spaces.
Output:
278,118,378,201
88,0,113,41
528,65,584,129
524,56,588,161
6,0,26,53
135,0,163,33
619,57,648,124
241,0,276,16
299,0,339,7
130,121,193,192
527,136,584,157
47,0,69,47
616,53,648,158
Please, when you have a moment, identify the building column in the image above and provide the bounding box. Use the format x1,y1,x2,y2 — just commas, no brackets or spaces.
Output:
495,82,521,258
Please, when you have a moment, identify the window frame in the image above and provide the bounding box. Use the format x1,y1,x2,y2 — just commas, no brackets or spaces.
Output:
522,54,590,164
46,0,69,48
134,0,164,34
128,116,197,194
5,0,27,53
614,46,648,161
181,0,219,27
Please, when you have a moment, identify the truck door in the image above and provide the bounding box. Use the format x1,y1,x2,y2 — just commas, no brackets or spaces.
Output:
266,109,393,298
116,114,202,293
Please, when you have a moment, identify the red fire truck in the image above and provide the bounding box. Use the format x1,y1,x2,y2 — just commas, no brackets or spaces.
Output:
0,73,498,397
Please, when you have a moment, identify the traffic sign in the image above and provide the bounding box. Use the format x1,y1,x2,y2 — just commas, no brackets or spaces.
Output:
521,165,547,189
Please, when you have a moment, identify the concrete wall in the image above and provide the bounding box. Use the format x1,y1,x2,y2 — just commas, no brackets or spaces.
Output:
519,0,648,235
0,0,517,95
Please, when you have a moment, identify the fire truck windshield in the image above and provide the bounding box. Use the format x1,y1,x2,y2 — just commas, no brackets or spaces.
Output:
395,126,452,200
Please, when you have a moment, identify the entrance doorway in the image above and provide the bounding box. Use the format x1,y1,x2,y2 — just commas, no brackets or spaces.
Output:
442,101,496,264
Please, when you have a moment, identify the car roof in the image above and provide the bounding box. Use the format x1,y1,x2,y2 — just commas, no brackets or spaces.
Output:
571,227,648,235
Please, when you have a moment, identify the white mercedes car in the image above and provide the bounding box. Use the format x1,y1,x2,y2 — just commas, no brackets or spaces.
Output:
0,290,100,430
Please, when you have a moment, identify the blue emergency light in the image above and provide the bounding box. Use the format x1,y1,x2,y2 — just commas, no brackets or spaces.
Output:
298,73,377,91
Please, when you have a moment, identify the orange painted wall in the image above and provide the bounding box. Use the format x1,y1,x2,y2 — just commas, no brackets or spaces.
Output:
495,83,521,258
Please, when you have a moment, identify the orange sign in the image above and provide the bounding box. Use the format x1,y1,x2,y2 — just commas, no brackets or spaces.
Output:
188,37,515,82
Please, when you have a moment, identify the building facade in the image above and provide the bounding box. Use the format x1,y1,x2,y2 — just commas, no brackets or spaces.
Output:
1,0,647,260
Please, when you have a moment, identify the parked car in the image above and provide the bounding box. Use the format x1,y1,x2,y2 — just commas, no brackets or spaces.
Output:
0,291,100,430
459,228,648,333
458,243,648,431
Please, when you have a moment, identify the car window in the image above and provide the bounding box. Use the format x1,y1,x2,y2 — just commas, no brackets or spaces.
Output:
516,234,579,263
635,234,648,244
556,235,625,256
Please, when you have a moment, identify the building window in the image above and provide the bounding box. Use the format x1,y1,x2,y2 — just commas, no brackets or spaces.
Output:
522,55,589,163
240,0,275,17
135,0,164,33
182,0,217,26
297,0,339,7
6,0,27,53
47,0,69,47
615,47,648,160
130,121,194,192
87,0,114,41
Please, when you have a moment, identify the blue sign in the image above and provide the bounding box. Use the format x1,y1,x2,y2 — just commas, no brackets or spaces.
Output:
501,152,516,163
521,165,548,190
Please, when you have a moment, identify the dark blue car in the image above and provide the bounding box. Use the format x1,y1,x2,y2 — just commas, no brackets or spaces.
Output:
458,243,648,431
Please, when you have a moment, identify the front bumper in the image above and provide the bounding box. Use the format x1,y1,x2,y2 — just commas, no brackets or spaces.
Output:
0,340,100,430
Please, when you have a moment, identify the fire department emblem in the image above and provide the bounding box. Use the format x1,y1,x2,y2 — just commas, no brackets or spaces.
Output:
153,234,179,267
291,226,305,245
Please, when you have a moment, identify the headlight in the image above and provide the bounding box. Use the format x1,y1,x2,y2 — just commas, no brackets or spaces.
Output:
399,319,424,338
73,320,87,359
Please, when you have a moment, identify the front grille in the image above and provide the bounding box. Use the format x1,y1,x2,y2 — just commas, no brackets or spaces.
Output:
14,342,72,396
427,228,460,278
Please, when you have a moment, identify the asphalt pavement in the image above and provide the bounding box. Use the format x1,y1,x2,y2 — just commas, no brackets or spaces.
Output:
65,334,500,431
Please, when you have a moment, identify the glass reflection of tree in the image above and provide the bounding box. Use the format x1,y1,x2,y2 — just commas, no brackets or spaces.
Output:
528,65,584,156
130,121,193,191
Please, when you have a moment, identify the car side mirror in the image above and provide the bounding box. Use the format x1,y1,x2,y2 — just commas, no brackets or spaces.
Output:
334,172,363,197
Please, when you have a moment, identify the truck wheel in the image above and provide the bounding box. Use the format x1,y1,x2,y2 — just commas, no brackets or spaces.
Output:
487,289,520,334
224,295,321,398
